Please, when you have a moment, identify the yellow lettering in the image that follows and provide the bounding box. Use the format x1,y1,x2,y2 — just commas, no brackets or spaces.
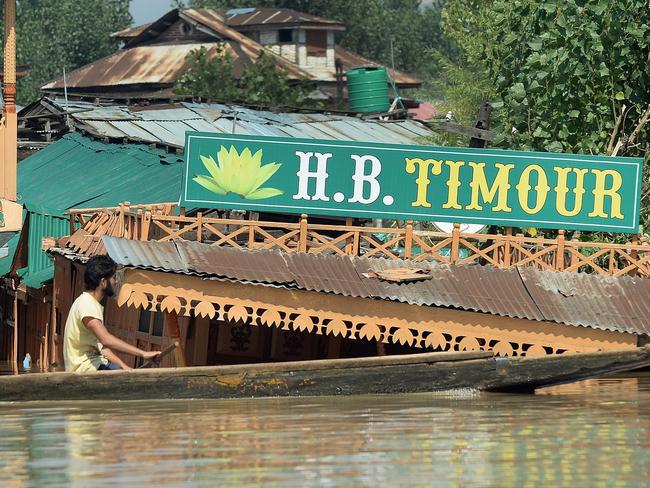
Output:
516,165,550,214
554,167,587,217
466,162,514,212
405,158,442,208
442,160,465,209
588,169,624,219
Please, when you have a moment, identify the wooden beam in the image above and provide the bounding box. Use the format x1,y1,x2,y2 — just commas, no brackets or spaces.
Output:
165,311,186,367
430,121,495,141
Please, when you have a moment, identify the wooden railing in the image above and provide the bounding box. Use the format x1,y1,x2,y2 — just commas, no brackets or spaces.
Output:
67,205,650,278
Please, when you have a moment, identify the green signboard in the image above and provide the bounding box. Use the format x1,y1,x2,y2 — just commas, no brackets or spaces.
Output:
181,132,643,233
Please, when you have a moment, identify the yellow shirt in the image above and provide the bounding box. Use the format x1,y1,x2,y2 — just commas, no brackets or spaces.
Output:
63,292,109,372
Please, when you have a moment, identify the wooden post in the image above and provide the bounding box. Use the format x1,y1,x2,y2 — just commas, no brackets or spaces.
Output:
570,236,580,270
2,0,18,202
404,220,414,259
469,102,492,148
345,217,353,255
165,311,186,367
299,214,308,252
49,291,57,370
450,223,461,264
630,234,639,277
12,280,18,372
556,230,565,271
69,214,76,235
503,227,512,267
248,222,255,248
140,210,151,241
196,212,203,242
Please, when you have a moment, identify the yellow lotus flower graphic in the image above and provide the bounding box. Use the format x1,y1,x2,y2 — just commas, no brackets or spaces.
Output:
193,145,283,200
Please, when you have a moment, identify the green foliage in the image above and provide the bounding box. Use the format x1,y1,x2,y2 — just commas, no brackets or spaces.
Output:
1,0,131,104
174,46,313,107
435,0,650,238
187,0,451,77
439,0,650,156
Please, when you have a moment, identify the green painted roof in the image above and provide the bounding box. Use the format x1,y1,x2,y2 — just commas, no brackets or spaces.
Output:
18,132,183,210
8,133,184,288
21,205,70,288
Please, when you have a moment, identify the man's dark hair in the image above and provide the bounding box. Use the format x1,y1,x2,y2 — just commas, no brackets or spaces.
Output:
84,255,117,290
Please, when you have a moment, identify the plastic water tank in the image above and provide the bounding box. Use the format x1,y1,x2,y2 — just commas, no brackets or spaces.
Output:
347,67,390,113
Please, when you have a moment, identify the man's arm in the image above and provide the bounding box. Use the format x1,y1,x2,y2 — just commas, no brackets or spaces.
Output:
101,347,133,370
83,317,160,360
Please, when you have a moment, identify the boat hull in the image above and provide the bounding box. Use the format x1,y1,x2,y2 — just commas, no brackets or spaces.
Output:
2,347,649,401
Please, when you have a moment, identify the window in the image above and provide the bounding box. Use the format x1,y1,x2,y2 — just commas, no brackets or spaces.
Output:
278,29,293,43
138,310,165,337
306,30,327,56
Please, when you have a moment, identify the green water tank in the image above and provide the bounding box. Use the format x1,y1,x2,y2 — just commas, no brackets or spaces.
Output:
346,66,390,113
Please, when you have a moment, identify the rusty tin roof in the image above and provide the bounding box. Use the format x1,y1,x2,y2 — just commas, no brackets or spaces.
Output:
219,7,345,29
46,8,417,91
99,236,650,337
20,97,432,149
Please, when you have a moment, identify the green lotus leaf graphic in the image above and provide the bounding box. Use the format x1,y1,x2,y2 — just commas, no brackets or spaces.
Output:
193,145,283,200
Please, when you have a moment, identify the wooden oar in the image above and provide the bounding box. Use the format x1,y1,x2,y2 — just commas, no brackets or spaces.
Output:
137,341,178,369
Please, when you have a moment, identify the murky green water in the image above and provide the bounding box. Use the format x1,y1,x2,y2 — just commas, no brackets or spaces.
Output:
1,373,650,486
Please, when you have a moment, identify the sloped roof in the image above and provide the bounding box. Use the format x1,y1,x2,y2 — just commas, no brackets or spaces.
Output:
43,9,313,91
20,97,432,149
219,7,345,30
18,132,183,210
111,22,152,39
98,236,650,337
46,7,418,92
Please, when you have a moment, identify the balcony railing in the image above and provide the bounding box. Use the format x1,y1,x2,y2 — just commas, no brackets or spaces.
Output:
66,203,650,277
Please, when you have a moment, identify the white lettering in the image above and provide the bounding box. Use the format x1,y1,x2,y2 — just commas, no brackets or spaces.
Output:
348,154,381,204
292,151,331,201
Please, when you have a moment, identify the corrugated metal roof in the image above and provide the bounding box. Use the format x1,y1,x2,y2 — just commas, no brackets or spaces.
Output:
518,267,650,337
44,8,417,91
25,206,70,287
99,236,650,337
18,132,183,210
176,240,295,284
27,98,431,149
42,41,312,90
43,9,315,91
219,7,345,28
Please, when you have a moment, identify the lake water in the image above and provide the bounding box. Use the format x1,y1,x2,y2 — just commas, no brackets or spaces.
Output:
1,371,650,486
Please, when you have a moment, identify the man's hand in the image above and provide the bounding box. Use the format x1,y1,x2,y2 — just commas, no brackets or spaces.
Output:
141,350,161,361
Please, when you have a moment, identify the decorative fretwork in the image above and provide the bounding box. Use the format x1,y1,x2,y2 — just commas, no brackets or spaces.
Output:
66,205,650,278
117,272,636,357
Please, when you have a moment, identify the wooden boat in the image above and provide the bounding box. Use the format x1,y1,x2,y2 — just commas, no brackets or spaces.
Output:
2,346,650,401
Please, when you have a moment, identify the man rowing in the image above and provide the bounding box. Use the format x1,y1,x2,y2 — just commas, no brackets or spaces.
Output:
63,255,160,372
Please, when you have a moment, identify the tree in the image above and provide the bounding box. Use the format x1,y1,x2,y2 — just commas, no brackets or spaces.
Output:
436,0,650,237
1,0,131,104
174,46,314,107
439,0,649,156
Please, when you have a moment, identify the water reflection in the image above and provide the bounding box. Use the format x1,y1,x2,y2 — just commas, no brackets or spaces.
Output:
1,374,650,486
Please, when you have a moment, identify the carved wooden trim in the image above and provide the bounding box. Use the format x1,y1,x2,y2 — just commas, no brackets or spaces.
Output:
117,269,637,358
67,207,650,278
